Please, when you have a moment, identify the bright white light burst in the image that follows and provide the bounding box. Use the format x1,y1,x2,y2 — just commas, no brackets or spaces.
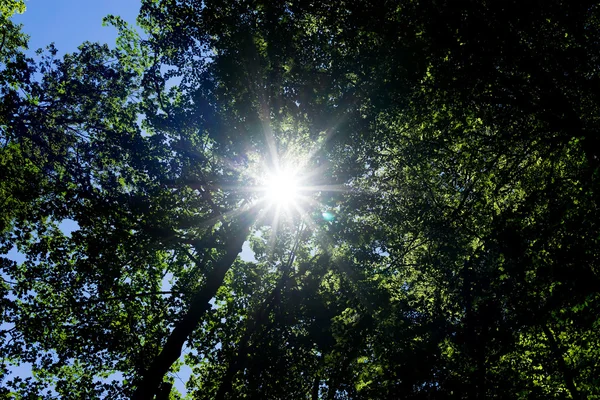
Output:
264,169,300,208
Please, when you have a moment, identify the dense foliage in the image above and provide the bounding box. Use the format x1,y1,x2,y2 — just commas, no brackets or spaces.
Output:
1,0,599,398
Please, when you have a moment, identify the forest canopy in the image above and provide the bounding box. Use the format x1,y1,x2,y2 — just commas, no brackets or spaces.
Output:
1,0,600,399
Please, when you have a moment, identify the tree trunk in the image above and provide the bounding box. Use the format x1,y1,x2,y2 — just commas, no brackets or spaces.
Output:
311,374,320,400
215,233,299,400
155,382,173,400
542,324,582,400
132,216,252,400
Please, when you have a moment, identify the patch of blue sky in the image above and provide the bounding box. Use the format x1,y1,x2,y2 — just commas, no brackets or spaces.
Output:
14,0,140,56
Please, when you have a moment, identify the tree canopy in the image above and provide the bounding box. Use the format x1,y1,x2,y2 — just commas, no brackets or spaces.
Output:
1,0,600,399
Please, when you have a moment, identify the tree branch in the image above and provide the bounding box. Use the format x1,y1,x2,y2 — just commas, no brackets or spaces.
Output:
132,214,253,400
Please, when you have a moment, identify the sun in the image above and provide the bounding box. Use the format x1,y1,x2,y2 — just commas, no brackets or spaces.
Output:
264,169,300,208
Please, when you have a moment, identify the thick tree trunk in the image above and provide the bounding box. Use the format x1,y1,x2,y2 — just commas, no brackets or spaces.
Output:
132,216,252,400
155,382,173,400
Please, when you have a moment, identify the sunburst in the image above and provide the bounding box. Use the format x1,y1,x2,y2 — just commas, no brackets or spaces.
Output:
247,151,346,228
254,162,312,230
263,168,301,210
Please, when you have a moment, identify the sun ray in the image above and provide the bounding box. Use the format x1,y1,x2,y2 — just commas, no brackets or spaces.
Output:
194,200,260,230
292,202,319,232
301,184,348,192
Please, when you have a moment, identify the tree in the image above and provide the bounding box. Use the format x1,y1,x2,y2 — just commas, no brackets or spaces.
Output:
0,0,27,59
2,0,600,399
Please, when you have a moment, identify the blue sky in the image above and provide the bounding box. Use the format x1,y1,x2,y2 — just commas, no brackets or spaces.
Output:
14,0,140,55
